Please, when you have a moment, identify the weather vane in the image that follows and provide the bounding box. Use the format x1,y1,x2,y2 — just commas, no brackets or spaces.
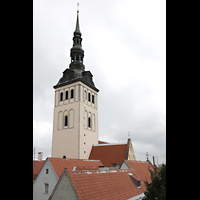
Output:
128,131,130,138
77,3,79,13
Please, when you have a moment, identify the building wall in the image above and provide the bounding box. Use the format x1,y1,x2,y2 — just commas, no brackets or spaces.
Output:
49,171,78,200
33,159,58,200
52,81,98,159
128,142,136,161
79,83,98,159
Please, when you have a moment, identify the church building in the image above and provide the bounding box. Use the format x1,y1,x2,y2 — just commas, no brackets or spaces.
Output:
51,10,99,159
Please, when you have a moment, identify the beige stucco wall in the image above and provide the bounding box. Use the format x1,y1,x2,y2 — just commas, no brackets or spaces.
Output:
52,81,98,159
128,142,136,161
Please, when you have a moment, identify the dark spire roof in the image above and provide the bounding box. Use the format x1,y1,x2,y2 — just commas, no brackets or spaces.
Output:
53,8,99,92
74,12,81,35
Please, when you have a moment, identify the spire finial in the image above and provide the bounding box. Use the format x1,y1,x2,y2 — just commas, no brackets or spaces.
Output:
77,3,79,13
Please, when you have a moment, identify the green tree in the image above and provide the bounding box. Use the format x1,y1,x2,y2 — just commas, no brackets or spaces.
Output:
143,164,166,200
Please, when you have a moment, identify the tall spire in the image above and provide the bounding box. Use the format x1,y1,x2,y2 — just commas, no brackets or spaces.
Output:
69,4,85,71
53,5,99,92
75,3,81,34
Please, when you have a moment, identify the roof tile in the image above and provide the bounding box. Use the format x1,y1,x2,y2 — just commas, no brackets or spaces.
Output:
89,144,127,166
48,157,103,178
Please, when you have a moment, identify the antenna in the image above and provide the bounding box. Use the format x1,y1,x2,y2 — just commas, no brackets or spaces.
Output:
33,148,36,160
146,152,149,161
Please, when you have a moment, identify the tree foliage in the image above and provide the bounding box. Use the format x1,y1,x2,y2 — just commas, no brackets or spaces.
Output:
143,164,166,200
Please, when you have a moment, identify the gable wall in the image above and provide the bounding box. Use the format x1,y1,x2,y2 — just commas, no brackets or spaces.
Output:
49,171,78,200
33,159,58,200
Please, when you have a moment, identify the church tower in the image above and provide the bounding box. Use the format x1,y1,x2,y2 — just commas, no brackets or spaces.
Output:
51,9,99,159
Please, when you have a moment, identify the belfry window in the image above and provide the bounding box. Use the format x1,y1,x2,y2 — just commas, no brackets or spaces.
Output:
65,91,68,100
92,95,94,104
88,93,91,102
76,55,79,61
65,116,68,126
71,89,74,99
60,92,63,101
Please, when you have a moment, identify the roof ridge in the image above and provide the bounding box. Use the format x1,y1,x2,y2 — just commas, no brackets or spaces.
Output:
93,143,127,146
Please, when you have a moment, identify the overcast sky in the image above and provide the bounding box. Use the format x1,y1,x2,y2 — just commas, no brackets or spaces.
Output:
33,0,166,164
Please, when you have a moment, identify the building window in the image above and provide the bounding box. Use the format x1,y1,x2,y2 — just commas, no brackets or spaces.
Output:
44,183,49,194
92,95,94,104
65,91,68,100
88,93,91,102
65,116,68,126
84,151,86,153
88,117,91,128
46,169,49,174
71,89,74,99
60,92,63,101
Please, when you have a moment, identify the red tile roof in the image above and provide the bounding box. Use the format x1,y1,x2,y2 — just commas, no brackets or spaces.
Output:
33,160,45,180
98,140,109,144
123,160,154,184
68,169,146,200
89,144,127,166
48,157,103,179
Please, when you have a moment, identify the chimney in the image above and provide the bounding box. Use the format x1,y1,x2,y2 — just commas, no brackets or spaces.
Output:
38,152,43,161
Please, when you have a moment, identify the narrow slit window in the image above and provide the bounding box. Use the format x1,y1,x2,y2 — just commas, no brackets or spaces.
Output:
60,92,63,101
65,116,68,126
44,183,49,194
88,117,91,128
92,95,94,104
88,93,91,102
71,89,74,99
65,91,68,100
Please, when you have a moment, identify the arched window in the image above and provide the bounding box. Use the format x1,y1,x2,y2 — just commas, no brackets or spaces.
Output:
65,91,68,100
71,89,74,99
64,115,68,126
60,92,63,101
92,95,95,104
88,117,91,128
88,93,91,102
